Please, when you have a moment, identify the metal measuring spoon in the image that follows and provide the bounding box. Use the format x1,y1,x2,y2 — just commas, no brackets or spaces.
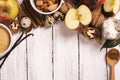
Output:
106,49,120,80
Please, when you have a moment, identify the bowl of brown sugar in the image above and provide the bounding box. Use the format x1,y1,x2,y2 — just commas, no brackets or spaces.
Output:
0,23,12,57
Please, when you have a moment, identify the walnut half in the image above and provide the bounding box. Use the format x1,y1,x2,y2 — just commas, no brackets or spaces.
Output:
83,27,99,39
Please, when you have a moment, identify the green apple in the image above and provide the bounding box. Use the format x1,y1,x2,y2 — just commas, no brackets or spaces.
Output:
0,0,19,24
65,5,92,30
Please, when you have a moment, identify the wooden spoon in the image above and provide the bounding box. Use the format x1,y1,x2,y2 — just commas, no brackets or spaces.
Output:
106,48,120,80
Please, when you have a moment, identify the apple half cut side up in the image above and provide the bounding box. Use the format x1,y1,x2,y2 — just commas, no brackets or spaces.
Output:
103,0,120,14
65,8,80,30
103,0,113,12
77,5,92,26
65,5,92,30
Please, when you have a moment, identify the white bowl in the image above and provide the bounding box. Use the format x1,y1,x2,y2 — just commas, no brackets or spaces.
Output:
30,0,64,15
0,23,13,57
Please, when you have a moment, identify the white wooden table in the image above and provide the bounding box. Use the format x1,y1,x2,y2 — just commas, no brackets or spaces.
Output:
1,0,120,80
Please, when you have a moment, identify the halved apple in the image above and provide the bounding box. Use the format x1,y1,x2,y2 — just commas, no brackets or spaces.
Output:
65,8,80,29
65,5,92,30
103,0,120,14
77,5,92,26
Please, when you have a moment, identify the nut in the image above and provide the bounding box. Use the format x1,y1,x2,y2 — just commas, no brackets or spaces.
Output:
95,14,105,27
91,7,105,28
47,1,53,6
9,20,20,34
50,0,56,3
91,7,101,26
36,0,43,6
41,3,48,12
48,4,58,11
20,17,32,29
45,15,55,27
83,27,99,39
65,2,73,9
60,3,68,14
53,11,64,21
43,0,47,3
35,0,59,12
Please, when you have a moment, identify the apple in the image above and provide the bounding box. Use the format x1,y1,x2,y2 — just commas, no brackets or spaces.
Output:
65,9,80,29
65,5,92,30
77,5,92,25
103,0,120,14
0,0,19,24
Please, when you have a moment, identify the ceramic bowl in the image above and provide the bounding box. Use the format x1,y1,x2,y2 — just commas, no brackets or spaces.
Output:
0,23,13,57
30,0,64,15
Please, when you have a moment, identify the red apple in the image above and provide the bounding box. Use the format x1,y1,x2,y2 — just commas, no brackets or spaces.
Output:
0,0,19,24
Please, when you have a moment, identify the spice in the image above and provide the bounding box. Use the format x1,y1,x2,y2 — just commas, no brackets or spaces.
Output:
107,49,120,61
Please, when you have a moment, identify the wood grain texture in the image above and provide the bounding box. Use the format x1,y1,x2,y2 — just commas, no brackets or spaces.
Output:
27,27,53,80
1,0,120,80
79,34,107,80
0,34,27,80
53,22,79,80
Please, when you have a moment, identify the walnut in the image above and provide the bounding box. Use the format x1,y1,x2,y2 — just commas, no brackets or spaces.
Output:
45,15,55,27
53,11,64,21
9,20,20,34
83,27,99,39
95,14,105,27
91,7,105,28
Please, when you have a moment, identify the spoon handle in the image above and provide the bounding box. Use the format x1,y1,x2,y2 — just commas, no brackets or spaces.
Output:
111,66,115,80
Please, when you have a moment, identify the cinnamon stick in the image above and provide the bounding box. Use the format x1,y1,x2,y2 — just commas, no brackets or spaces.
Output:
15,0,38,28
20,3,38,28
23,0,44,27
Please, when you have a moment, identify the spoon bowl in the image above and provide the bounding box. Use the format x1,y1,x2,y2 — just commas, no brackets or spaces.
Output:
106,48,120,80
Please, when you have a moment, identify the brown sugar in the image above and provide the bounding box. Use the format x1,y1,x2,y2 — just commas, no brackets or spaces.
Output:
0,27,10,53
107,49,120,61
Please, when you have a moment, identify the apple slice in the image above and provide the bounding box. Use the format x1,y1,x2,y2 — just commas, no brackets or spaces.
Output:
103,0,120,14
77,5,92,25
65,8,80,29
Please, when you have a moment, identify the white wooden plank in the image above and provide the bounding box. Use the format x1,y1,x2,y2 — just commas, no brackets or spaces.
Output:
0,34,27,80
27,27,53,80
0,0,27,79
53,22,79,80
79,34,107,80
